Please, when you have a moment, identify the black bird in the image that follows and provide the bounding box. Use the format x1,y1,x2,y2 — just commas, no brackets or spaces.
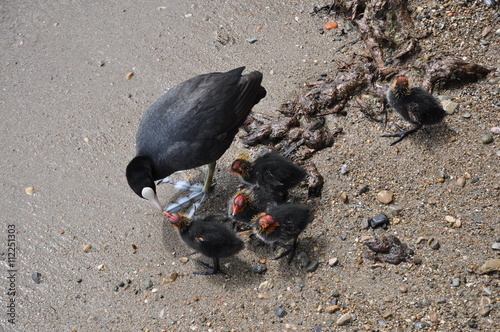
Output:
229,151,306,198
229,186,284,227
165,212,244,275
383,75,447,145
253,204,313,264
126,67,266,211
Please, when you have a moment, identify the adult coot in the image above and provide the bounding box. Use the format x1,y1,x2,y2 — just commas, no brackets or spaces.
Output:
127,67,266,210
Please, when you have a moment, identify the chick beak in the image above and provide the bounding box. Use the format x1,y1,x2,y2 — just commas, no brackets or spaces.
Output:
141,187,163,211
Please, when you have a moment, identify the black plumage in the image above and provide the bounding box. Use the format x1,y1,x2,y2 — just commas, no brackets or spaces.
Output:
383,75,446,145
127,67,266,210
165,212,244,275
229,151,306,198
253,204,313,264
229,186,284,227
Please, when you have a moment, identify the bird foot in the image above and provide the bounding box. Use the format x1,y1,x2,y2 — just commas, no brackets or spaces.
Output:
193,260,224,275
273,243,297,264
381,124,421,145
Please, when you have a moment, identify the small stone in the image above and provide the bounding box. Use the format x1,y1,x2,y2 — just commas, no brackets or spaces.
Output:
478,259,500,274
451,278,460,287
468,321,478,329
252,263,267,274
456,177,466,187
358,185,369,195
328,257,339,266
327,305,340,313
25,187,35,195
481,26,493,37
492,242,500,250
141,279,153,290
178,257,189,263
470,177,479,184
76,278,83,283
445,215,456,224
361,218,370,229
32,272,42,284
436,297,447,304
246,38,258,44
339,192,348,203
297,251,310,268
169,272,179,281
305,261,320,272
126,72,134,80
399,286,408,293
82,244,92,253
258,293,270,299
441,100,458,115
462,112,471,118
481,133,493,144
113,286,119,292
376,190,393,204
97,264,105,271
126,279,132,284
429,312,439,323
413,257,423,265
275,307,287,318
491,127,500,134
386,205,403,217
340,164,349,175
479,307,490,317
369,214,389,228
336,313,352,326
414,321,430,330
428,238,440,250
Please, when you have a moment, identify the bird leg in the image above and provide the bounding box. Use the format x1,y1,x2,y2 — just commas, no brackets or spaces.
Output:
193,258,225,275
203,162,216,193
273,238,299,264
381,123,422,145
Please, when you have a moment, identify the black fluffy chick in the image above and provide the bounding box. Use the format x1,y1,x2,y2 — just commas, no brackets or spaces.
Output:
126,67,266,211
165,212,244,275
229,151,306,198
383,75,447,145
229,186,284,228
253,204,313,264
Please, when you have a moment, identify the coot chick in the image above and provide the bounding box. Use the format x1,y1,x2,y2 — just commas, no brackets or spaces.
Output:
253,204,313,264
127,67,266,211
229,151,306,198
229,186,284,228
383,75,446,145
165,212,244,275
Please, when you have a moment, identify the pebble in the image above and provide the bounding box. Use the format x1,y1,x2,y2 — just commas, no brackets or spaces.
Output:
32,272,42,284
428,238,440,250
358,185,369,195
361,218,370,229
246,38,258,44
340,164,349,175
178,257,189,263
470,177,479,184
125,72,134,80
399,286,408,293
492,242,500,250
436,297,447,304
468,321,478,328
369,214,389,229
328,257,339,266
141,279,153,290
25,186,35,195
413,321,430,330
386,205,402,217
324,305,339,314
297,252,310,268
76,278,82,283
456,177,466,187
429,312,439,323
481,133,493,144
462,112,471,118
479,307,490,317
305,261,320,272
336,313,352,326
113,286,119,292
376,190,393,204
339,192,348,203
491,127,500,134
451,278,461,287
118,281,125,287
252,263,267,274
441,100,458,114
82,244,92,253
275,307,287,318
478,259,500,274
258,293,270,299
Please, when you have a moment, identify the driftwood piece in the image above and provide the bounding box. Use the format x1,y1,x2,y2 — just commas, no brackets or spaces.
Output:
422,57,494,92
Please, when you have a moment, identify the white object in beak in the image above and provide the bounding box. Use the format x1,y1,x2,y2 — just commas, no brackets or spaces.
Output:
142,187,163,211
